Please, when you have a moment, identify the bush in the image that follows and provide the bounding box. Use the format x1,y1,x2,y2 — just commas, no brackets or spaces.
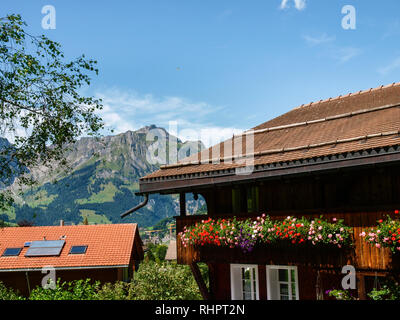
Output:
145,243,168,262
97,281,135,300
0,281,25,300
130,260,205,300
29,279,100,300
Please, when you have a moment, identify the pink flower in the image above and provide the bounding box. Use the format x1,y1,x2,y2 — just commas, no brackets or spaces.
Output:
328,234,333,238
375,243,381,248
332,218,337,222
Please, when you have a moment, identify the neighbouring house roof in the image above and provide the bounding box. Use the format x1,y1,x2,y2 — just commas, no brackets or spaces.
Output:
165,240,177,261
139,82,400,193
0,224,142,271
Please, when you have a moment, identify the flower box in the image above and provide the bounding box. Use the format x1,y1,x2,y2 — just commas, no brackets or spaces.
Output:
179,214,353,255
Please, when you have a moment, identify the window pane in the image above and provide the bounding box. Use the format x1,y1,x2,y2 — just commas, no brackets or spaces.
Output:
69,245,87,254
280,283,289,300
279,269,288,282
243,279,252,293
232,189,241,214
292,283,297,299
2,248,22,256
243,291,252,300
241,267,256,300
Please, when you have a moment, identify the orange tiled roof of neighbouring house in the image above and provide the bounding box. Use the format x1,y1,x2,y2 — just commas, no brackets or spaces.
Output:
0,223,141,271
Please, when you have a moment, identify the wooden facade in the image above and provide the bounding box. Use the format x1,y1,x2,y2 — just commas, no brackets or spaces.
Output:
170,163,400,300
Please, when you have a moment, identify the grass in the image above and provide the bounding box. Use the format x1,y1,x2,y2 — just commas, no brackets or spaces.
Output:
76,182,119,204
79,209,111,224
25,190,57,208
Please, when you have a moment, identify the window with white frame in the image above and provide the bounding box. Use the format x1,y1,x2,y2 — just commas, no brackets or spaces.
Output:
266,265,299,300
230,264,259,300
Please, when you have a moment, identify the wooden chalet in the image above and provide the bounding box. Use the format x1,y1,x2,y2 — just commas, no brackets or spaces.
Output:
135,82,400,300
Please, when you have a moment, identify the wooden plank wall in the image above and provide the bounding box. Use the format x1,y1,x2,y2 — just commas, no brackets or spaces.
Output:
198,165,400,216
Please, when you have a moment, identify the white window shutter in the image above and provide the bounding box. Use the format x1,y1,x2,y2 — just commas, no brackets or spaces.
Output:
267,268,279,300
230,265,242,300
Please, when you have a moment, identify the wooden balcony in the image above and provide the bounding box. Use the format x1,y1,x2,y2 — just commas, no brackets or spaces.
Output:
175,212,398,271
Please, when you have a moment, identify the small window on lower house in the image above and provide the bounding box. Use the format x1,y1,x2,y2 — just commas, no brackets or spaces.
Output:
266,265,299,300
230,264,259,300
69,246,88,254
2,248,22,257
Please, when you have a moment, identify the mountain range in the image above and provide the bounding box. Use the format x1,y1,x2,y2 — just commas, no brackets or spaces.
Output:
0,125,205,228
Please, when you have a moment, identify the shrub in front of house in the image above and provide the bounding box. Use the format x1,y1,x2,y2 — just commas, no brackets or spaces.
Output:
0,281,25,300
29,279,100,300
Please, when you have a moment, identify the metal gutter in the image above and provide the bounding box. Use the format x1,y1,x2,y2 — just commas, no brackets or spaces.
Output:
0,264,129,273
120,193,149,218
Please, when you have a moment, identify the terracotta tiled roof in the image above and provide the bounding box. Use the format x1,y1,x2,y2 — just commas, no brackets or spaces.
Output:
141,82,400,180
0,224,139,271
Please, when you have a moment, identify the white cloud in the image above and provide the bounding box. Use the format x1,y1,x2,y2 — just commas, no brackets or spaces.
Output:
95,89,244,148
302,33,336,46
334,47,362,64
280,0,306,10
301,33,362,64
378,57,400,75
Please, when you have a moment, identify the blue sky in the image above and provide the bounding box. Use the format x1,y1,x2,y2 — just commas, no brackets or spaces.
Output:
3,0,400,146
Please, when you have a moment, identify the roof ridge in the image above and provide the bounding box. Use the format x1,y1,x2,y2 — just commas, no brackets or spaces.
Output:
239,102,400,136
292,82,400,111
1,223,137,230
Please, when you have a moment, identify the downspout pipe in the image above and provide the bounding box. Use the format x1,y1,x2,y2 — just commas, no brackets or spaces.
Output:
121,194,149,219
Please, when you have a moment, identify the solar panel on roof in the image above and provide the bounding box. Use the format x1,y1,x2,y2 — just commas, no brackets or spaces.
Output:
25,240,65,257
2,248,22,257
69,246,87,254
29,240,65,248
